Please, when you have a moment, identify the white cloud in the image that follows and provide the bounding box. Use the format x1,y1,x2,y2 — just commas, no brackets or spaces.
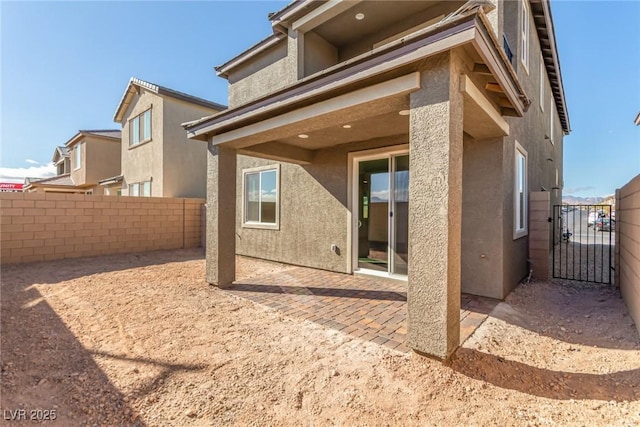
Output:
25,159,40,165
370,189,389,201
0,163,57,182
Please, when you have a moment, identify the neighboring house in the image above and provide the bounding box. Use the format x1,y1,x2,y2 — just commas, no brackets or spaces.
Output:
184,0,569,358
52,146,71,175
107,78,226,198
24,130,121,194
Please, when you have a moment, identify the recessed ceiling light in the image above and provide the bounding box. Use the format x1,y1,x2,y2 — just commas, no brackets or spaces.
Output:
298,134,309,139
342,124,352,129
355,13,365,20
399,110,410,116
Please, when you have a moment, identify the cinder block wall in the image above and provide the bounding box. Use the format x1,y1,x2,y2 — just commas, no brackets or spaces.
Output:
0,193,204,265
617,174,640,335
529,191,551,281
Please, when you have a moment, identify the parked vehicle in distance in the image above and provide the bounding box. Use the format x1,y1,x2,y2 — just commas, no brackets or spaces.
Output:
588,211,607,227
595,218,614,232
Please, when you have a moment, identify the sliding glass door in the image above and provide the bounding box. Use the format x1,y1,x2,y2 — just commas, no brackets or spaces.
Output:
355,152,409,276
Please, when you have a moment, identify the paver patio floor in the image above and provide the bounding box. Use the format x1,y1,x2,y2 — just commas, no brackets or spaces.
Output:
226,262,499,353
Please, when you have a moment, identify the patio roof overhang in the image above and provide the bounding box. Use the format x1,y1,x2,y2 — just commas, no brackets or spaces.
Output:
186,10,527,165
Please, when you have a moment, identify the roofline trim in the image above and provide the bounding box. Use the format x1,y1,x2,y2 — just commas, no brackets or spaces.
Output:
64,130,121,147
113,77,226,123
530,0,570,133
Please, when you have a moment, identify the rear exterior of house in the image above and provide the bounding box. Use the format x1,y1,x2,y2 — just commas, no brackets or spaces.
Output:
186,0,569,358
110,78,226,198
25,131,121,194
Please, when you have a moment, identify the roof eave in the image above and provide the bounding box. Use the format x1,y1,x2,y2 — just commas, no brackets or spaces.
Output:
530,0,570,133
188,11,526,140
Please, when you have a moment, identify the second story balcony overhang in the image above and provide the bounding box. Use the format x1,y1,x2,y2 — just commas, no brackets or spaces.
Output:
186,5,530,164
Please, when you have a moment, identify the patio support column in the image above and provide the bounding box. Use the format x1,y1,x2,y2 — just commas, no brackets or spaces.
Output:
206,142,236,287
407,52,463,359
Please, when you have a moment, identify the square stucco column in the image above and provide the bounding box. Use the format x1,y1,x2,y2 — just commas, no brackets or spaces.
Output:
206,143,236,287
407,53,463,359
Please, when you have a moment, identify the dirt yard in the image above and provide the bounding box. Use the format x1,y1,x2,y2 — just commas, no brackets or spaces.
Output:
1,249,639,426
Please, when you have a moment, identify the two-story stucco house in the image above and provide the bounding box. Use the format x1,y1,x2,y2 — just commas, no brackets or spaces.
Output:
104,78,226,198
52,146,71,176
25,130,122,194
184,0,570,358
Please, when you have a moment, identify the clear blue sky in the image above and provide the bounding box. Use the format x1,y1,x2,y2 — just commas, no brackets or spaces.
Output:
1,1,639,197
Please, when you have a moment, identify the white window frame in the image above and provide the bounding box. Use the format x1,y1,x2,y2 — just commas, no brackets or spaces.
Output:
539,58,545,111
521,0,530,73
129,108,152,147
514,141,528,239
73,143,82,170
241,164,280,230
129,180,151,197
130,183,140,197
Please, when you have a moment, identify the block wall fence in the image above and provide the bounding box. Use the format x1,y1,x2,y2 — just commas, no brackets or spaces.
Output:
0,193,204,265
616,174,640,335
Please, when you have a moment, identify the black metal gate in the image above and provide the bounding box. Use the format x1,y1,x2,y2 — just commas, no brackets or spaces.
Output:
552,205,614,284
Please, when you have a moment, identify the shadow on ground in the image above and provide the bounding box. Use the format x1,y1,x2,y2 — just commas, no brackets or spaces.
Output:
448,348,640,402
1,248,204,286
487,281,639,350
0,273,145,424
0,249,206,425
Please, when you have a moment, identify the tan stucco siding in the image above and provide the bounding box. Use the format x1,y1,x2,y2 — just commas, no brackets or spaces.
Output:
499,7,565,295
235,136,407,273
119,90,164,196
461,135,505,299
162,98,219,198
227,35,298,108
84,135,121,187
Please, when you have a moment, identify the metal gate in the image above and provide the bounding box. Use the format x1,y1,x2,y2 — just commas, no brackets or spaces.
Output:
552,205,614,284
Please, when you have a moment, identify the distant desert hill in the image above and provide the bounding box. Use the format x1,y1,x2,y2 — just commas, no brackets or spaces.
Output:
562,194,615,208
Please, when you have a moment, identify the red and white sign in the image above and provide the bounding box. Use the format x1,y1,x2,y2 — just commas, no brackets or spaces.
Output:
0,182,24,192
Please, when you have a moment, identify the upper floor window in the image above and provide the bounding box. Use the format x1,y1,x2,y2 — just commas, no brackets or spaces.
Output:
73,143,82,170
242,165,279,229
514,141,528,239
130,109,152,147
521,0,530,72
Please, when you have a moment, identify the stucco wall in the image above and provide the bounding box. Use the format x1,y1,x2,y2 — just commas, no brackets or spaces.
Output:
227,34,298,108
461,135,505,299
84,135,121,188
119,89,165,196
617,174,640,335
499,0,564,295
162,98,219,198
235,135,407,273
303,31,338,77
0,192,204,265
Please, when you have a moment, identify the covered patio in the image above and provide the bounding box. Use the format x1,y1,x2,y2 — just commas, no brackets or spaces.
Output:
226,258,499,353
187,6,528,359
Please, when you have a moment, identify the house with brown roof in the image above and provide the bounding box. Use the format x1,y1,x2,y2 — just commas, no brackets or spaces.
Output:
52,146,71,176
103,78,226,197
25,130,121,194
185,0,569,359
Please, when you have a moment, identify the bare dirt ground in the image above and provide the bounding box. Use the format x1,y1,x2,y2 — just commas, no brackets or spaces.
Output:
1,248,639,426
